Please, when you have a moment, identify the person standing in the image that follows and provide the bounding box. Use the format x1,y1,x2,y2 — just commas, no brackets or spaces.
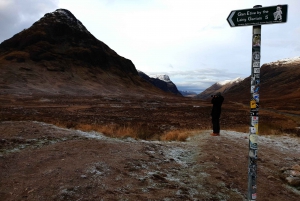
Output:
210,92,224,136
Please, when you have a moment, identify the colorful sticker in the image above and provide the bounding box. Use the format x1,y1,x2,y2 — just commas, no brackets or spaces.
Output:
254,124,259,133
252,116,259,124
254,86,260,93
250,100,256,108
252,193,257,199
253,94,259,102
253,68,260,73
253,35,261,47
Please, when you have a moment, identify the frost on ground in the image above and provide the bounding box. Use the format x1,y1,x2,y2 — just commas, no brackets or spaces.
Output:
0,121,299,201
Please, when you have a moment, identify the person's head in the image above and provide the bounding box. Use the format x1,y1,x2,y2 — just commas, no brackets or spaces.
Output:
216,92,221,97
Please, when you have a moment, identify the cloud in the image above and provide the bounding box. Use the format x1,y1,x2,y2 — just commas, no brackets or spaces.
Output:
0,0,59,43
146,69,244,93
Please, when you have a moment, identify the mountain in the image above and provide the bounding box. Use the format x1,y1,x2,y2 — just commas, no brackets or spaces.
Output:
221,57,300,115
179,90,197,97
0,9,168,96
138,71,182,96
196,77,244,100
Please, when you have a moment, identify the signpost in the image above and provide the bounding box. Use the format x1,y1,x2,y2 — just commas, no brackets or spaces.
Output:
227,5,288,27
227,5,288,201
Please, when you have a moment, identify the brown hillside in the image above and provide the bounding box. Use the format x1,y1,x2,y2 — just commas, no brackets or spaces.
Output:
225,59,300,115
0,9,170,97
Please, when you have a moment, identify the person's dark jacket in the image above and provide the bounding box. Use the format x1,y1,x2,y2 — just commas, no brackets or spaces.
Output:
211,95,224,118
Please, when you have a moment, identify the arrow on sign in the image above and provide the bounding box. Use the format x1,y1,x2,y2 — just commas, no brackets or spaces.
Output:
227,11,236,26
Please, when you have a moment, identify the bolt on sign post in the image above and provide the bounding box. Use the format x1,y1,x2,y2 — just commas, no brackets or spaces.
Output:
227,4,288,201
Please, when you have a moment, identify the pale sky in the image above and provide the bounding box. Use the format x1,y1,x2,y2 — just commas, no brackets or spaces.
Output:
1,0,300,93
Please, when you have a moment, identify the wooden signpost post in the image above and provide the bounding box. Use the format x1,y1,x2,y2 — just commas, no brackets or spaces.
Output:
227,4,288,201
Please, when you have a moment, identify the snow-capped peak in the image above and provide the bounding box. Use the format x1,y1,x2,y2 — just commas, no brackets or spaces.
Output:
266,56,300,66
154,75,171,82
37,9,89,33
217,77,244,86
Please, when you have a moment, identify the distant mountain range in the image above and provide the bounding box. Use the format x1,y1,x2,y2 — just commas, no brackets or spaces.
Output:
179,90,197,97
137,71,181,95
196,77,244,100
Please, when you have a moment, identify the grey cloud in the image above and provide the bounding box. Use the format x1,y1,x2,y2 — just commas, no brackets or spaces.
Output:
145,68,245,93
0,0,59,43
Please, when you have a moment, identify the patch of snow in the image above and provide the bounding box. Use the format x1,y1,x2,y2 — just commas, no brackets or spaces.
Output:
266,56,300,66
164,147,190,167
75,130,108,140
221,130,300,153
217,77,244,86
153,75,171,82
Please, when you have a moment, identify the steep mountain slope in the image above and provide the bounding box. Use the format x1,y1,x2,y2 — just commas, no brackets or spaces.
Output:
196,77,243,100
0,9,167,96
138,71,182,96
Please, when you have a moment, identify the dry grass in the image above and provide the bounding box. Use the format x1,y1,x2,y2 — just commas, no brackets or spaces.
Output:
52,122,155,140
160,129,198,141
73,123,136,139
51,120,200,141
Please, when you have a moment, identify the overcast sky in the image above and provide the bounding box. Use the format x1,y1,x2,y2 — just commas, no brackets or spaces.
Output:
1,0,300,93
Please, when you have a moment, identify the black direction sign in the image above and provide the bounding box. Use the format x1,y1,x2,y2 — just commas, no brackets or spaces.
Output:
227,5,288,27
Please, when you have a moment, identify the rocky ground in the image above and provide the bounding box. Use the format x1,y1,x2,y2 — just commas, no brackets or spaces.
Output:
0,95,300,200
0,121,299,201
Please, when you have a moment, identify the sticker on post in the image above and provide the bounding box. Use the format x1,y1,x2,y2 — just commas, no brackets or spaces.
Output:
250,126,256,134
250,134,258,149
249,149,257,159
253,93,259,102
251,77,260,85
253,61,260,67
250,110,259,116
253,35,261,47
252,116,259,124
250,100,256,109
253,68,260,73
253,52,260,61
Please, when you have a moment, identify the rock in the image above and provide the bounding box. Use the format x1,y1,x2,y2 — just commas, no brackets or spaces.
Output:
267,175,276,181
291,164,300,171
280,167,290,172
290,170,300,177
286,176,300,187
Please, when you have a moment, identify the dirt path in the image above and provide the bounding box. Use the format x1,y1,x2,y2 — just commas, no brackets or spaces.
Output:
0,121,299,200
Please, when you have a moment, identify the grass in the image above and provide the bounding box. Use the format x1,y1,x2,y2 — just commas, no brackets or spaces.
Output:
56,122,155,140
160,129,199,141
51,121,201,141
